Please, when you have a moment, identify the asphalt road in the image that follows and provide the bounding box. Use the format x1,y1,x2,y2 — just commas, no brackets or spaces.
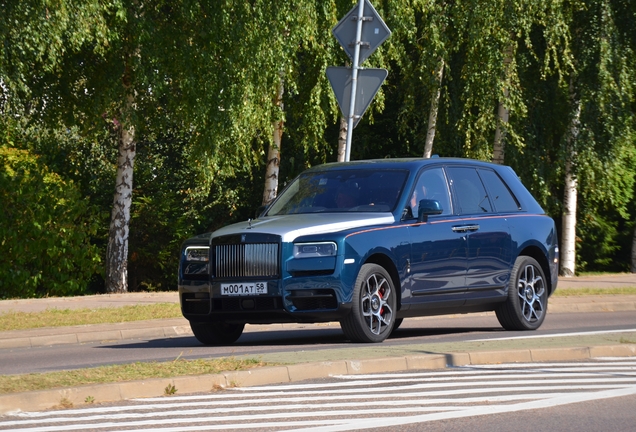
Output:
1,310,635,376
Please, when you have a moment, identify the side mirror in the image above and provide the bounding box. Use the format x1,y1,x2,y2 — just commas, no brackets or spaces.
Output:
418,199,443,222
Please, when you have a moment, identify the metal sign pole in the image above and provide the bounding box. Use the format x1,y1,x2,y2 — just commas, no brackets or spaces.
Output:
344,0,365,162
330,0,390,161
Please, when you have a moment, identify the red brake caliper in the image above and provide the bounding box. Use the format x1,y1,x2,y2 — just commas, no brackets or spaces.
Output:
379,288,384,315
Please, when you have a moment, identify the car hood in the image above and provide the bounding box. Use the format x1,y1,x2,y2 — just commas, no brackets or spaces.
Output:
212,213,396,243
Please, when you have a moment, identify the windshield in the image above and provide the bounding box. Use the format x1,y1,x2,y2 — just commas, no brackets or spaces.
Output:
266,169,408,215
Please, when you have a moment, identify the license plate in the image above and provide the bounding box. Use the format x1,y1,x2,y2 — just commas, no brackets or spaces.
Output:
220,282,268,296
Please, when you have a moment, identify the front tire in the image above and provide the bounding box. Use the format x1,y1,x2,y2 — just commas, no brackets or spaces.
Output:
341,264,396,343
190,321,245,345
390,318,404,336
496,256,548,330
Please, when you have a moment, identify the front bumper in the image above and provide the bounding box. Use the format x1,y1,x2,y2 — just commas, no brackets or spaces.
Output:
179,277,353,324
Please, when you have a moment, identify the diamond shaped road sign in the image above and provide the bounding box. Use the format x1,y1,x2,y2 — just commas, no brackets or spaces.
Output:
332,0,391,65
326,66,388,128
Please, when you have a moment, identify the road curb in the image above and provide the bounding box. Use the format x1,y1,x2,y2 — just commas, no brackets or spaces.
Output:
0,324,193,350
2,344,635,415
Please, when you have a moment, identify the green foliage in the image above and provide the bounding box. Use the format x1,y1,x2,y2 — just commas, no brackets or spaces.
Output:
127,133,213,291
1,0,635,297
501,0,636,272
0,145,101,298
566,0,635,271
577,210,623,271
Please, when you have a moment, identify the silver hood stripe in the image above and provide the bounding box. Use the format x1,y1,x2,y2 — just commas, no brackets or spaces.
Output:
212,213,395,243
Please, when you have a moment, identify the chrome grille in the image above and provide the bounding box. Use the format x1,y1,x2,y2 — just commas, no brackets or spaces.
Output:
214,243,280,278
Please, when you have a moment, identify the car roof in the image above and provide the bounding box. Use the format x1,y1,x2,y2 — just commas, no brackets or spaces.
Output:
304,157,508,172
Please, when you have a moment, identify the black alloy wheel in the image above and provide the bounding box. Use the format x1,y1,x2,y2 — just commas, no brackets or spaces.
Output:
341,263,396,343
496,255,548,330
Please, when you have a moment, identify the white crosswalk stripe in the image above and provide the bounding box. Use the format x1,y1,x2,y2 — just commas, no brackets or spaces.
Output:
2,358,636,432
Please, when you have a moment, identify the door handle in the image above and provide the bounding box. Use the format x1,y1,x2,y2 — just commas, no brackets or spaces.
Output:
452,224,480,233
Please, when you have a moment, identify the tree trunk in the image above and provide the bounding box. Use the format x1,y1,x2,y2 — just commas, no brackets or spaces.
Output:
423,58,444,159
337,116,347,162
560,155,577,276
105,93,136,293
492,45,513,165
560,96,581,277
492,95,509,164
262,77,284,206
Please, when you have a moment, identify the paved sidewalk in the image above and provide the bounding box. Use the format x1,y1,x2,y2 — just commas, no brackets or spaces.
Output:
1,274,635,414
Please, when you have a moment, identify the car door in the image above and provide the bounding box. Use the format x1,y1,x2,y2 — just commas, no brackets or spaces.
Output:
404,167,467,308
446,166,513,296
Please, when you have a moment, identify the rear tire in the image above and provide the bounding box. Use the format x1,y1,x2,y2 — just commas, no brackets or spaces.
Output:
496,256,548,330
340,264,396,343
190,321,245,345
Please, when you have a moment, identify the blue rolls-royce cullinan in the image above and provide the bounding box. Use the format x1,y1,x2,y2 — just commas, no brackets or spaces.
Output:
178,158,559,344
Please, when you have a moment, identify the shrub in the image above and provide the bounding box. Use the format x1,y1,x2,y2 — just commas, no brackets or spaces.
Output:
0,147,101,298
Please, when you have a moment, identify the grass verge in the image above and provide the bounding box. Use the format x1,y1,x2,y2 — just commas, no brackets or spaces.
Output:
0,303,182,331
0,357,269,394
552,287,636,297
576,271,631,276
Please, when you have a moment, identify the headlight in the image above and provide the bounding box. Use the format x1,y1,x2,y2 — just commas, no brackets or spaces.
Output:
185,246,209,262
293,242,337,259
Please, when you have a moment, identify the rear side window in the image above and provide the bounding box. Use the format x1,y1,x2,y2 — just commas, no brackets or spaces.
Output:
478,169,520,212
447,167,492,214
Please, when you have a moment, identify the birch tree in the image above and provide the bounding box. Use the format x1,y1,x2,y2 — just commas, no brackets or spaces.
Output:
0,1,131,292
262,77,284,206
389,0,546,161
452,0,544,161
561,0,635,275
266,1,361,171
106,92,136,292
2,1,287,292
387,0,450,158
510,0,635,275
337,117,347,162
423,58,444,158
560,88,581,276
492,44,513,164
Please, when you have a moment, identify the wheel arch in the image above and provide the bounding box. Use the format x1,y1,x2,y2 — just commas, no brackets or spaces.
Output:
518,245,553,295
364,252,402,310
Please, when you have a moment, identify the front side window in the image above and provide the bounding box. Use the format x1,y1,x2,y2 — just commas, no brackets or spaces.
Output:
408,167,452,217
447,167,493,214
266,169,408,215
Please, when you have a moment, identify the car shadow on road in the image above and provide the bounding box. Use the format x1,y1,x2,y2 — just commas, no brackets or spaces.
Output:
96,325,505,351
388,326,504,340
